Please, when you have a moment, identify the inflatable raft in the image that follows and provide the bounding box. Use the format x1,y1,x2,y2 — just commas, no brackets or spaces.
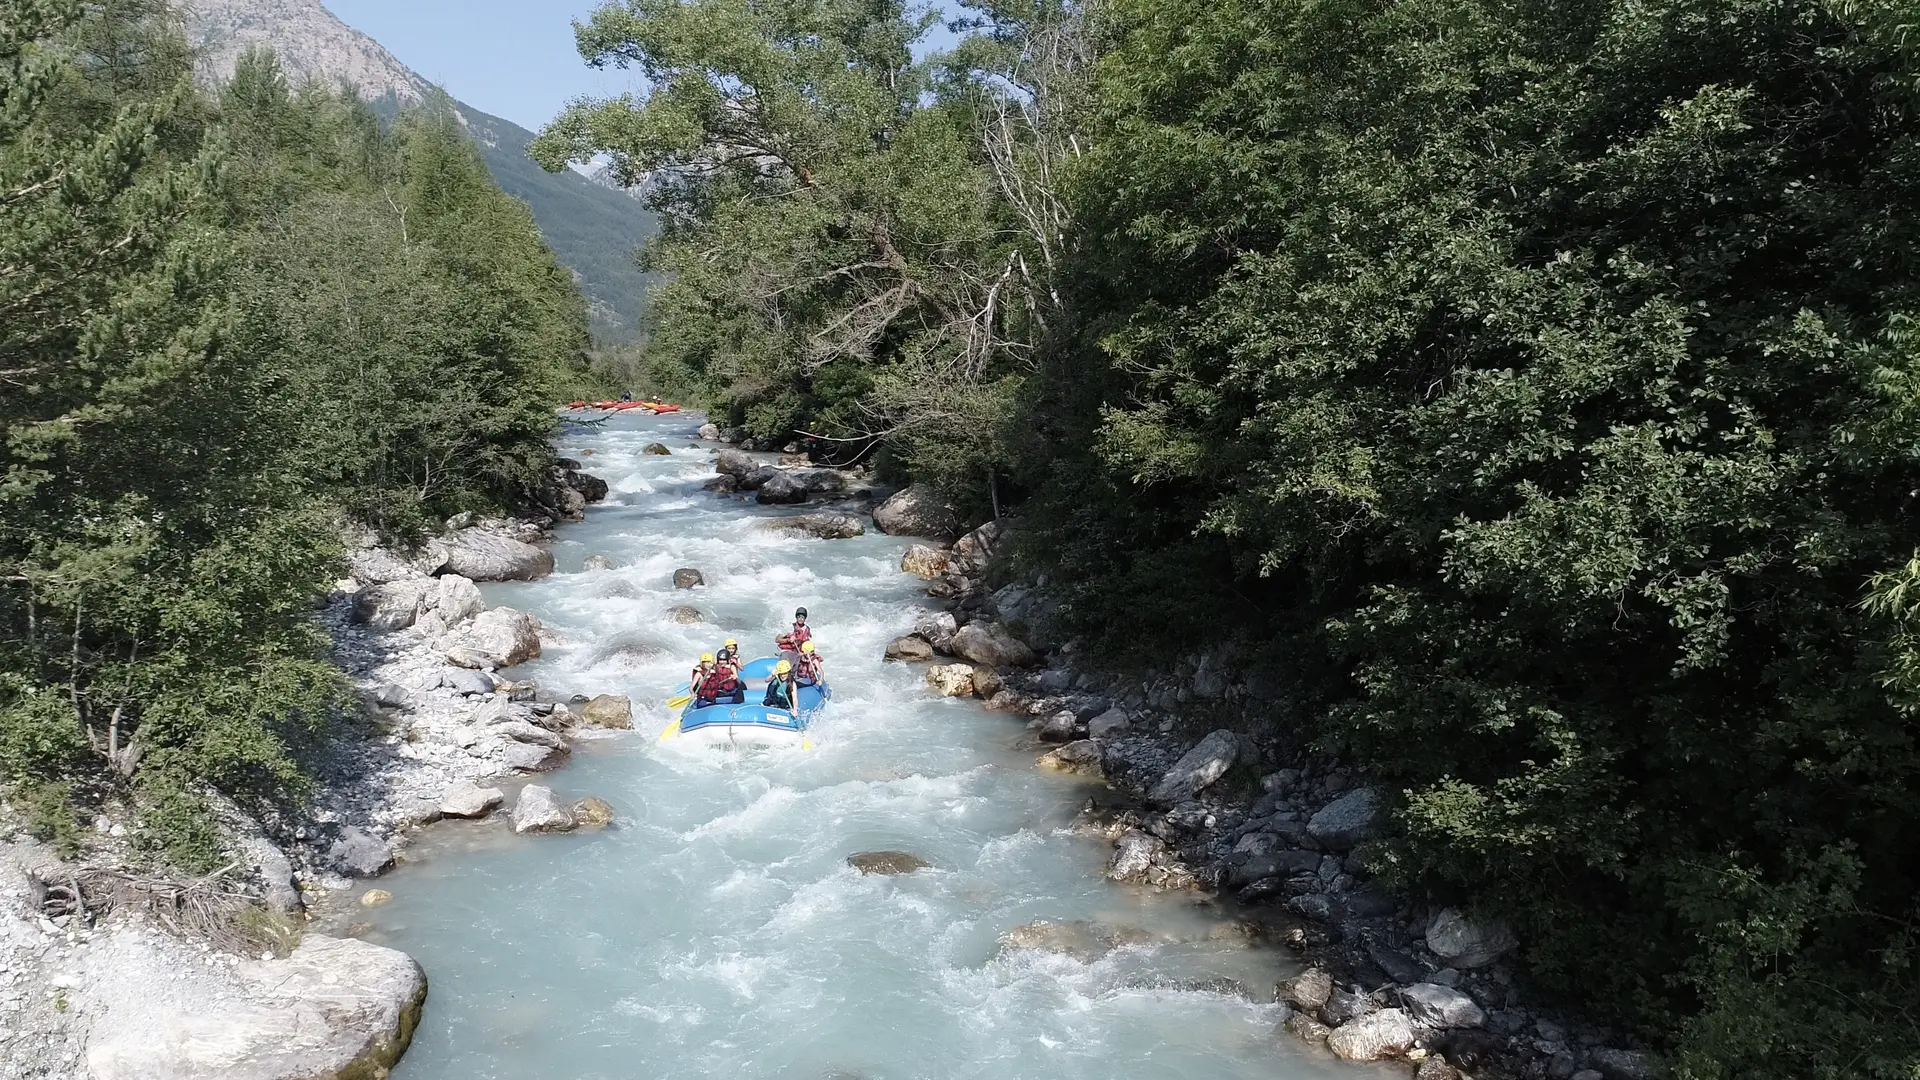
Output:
661,656,830,749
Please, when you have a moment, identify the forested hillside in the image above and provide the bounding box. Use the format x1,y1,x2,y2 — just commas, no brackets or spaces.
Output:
534,0,1920,1074
0,1,590,865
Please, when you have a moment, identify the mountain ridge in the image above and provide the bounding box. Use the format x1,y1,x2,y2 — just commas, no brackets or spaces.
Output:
183,0,655,341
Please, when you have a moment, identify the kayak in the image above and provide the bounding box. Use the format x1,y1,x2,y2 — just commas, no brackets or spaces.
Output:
661,656,830,749
566,401,588,409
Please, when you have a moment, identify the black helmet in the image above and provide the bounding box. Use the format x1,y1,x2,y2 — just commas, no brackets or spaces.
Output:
795,607,809,619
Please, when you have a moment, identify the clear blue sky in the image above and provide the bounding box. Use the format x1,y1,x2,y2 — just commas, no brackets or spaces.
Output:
322,1,644,131
321,2,963,134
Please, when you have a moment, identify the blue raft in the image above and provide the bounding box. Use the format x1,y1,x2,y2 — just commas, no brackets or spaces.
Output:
661,656,830,748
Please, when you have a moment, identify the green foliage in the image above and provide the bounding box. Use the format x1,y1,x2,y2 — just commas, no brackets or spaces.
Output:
0,8,590,867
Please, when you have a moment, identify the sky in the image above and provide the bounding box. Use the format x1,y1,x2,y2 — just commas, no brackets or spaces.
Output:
321,1,645,131
321,2,965,133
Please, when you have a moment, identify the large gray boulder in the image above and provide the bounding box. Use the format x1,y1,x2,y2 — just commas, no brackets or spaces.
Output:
873,484,960,538
1307,787,1382,850
1037,739,1105,778
512,785,576,833
83,933,426,1080
714,449,755,476
949,521,1004,574
886,636,935,662
439,782,505,819
580,695,634,729
950,621,1038,668
327,828,394,878
1426,908,1518,969
1327,1008,1416,1062
1400,983,1486,1029
413,575,483,637
351,579,429,631
760,512,865,540
913,611,958,653
756,472,809,504
445,608,541,669
900,544,951,580
1147,729,1241,805
433,529,553,582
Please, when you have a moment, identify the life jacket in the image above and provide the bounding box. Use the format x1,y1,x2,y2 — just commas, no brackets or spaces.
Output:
765,678,794,709
796,655,822,685
791,623,813,646
699,670,739,698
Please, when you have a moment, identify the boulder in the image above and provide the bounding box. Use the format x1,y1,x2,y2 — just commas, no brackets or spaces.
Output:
644,443,672,456
352,579,429,630
872,484,960,538
439,782,505,819
434,529,554,582
667,605,703,625
949,521,1004,575
1279,967,1334,1011
1147,729,1241,806
913,611,959,653
495,720,565,750
715,449,755,476
412,574,484,637
703,474,738,494
848,851,930,875
761,512,866,539
997,920,1150,962
1426,908,1518,969
572,797,616,827
346,547,420,586
1037,739,1104,778
1416,1059,1464,1080
547,483,589,521
737,465,778,491
580,694,635,729
1285,1012,1333,1046
885,636,935,662
673,568,706,589
1323,986,1376,1026
1032,710,1081,743
82,933,426,1080
441,668,495,696
1307,787,1382,850
698,423,721,440
583,554,615,571
1087,708,1130,739
563,470,609,502
1228,850,1323,887
925,664,976,697
359,889,392,908
499,741,568,772
756,472,809,504
1327,1009,1416,1062
326,828,394,878
374,683,412,710
900,543,951,580
1587,1048,1660,1080
969,666,1005,698
950,621,1038,668
1400,983,1486,1029
446,607,542,669
511,785,576,833
1106,829,1169,884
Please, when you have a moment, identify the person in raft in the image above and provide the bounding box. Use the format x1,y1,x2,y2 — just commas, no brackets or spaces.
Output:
764,660,798,710
775,607,813,652
689,652,716,693
694,654,745,707
717,638,744,677
795,640,825,688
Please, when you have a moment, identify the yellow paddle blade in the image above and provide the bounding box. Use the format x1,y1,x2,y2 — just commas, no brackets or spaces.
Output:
665,693,693,710
802,738,814,751
658,719,683,743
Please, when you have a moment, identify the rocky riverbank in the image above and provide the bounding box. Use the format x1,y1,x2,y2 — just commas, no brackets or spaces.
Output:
852,480,1661,1080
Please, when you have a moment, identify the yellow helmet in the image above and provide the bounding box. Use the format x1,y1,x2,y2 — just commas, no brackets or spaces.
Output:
725,639,738,648
700,652,715,663
776,660,793,674
800,640,815,653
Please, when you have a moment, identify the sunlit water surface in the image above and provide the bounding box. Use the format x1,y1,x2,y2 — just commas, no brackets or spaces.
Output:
348,412,1367,1080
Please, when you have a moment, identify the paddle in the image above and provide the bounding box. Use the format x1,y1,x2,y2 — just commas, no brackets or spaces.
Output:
666,692,693,710
658,719,683,743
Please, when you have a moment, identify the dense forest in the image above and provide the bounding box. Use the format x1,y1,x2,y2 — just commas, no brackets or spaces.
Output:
0,0,592,865
535,0,1920,1075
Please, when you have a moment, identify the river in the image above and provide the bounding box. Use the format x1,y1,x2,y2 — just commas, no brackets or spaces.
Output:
344,411,1365,1080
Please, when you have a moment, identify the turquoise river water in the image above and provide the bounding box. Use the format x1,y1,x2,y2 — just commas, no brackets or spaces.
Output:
347,411,1373,1080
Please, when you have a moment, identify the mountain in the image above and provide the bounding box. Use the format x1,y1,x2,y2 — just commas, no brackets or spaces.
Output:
182,0,656,341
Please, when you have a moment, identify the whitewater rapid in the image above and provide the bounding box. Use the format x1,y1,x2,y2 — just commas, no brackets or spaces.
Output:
347,412,1365,1080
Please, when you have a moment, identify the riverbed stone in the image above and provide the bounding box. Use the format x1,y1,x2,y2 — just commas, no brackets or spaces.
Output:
970,666,1005,698
1327,1008,1416,1062
496,720,564,749
583,554,615,571
761,512,865,539
913,611,958,652
581,694,635,729
925,664,976,697
1087,707,1130,739
644,443,672,456
1285,1011,1333,1047
440,782,504,819
673,568,705,589
1426,908,1518,969
82,933,427,1080
1279,967,1334,1011
715,449,755,476
434,528,553,582
1401,983,1485,1028
512,785,576,833
886,636,935,662
1147,729,1241,806
442,668,495,696
757,472,809,504
668,605,703,624
359,889,392,908
873,483,960,538
446,607,542,669
1323,986,1376,1026
698,423,721,440
1033,710,1080,743
1307,787,1382,850
327,828,394,878
950,621,1038,668
572,797,616,827
1037,739,1104,777
1416,1060,1465,1080
848,851,929,875
901,544,951,579
998,920,1148,962
1586,1048,1660,1080
352,580,430,631
1106,829,1170,885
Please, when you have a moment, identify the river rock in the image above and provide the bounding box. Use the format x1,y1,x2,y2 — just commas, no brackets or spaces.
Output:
872,484,960,538
1327,1008,1416,1062
667,605,703,624
715,449,755,476
997,920,1149,962
583,554,615,571
440,782,504,819
1147,729,1241,806
949,521,1003,574
703,474,738,494
913,611,958,652
698,423,721,440
644,443,672,456
1106,828,1169,884
886,636,935,662
496,720,565,750
1086,707,1130,739
925,664,976,697
950,621,1037,668
581,694,635,729
761,512,865,539
901,543,951,579
1426,908,1518,969
434,529,554,582
674,568,705,589
1416,1060,1464,1080
374,683,412,710
1228,849,1323,887
359,889,392,908
1285,1011,1333,1046
1279,967,1333,1011
347,547,420,586
564,470,610,502
572,797,615,827
512,785,576,833
446,607,542,669
352,579,429,631
970,666,1005,698
848,851,929,875
1400,983,1485,1029
1323,986,1376,1026
82,933,427,1080
547,483,588,521
499,739,568,772
327,828,394,878
1037,739,1104,777
757,472,809,504
791,467,847,494
1587,1048,1660,1080
1307,787,1382,850
442,668,495,696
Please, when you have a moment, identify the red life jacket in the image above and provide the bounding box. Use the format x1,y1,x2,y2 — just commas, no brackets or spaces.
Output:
699,670,739,698
792,623,813,646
